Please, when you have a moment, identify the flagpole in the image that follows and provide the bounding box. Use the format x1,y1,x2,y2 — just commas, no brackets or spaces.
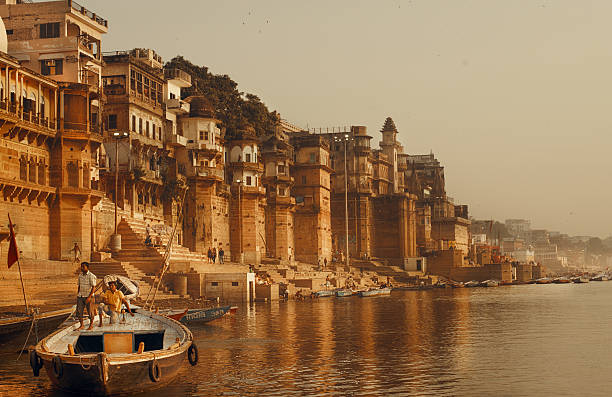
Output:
16,258,28,314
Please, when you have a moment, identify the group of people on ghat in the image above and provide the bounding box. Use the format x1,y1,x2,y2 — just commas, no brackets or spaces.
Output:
76,262,134,331
207,247,224,264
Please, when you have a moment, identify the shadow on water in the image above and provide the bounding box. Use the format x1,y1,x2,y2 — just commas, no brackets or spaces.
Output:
3,285,612,396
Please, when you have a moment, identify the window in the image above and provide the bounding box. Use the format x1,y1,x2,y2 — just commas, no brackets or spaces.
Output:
246,176,252,186
232,282,239,287
131,115,136,131
6,29,13,35
204,131,209,140
40,59,63,75
211,282,219,287
245,153,251,163
170,92,176,99
139,118,143,134
309,153,316,163
151,124,155,139
146,121,149,137
39,22,60,39
199,131,204,140
107,114,117,130
278,164,286,174
302,176,306,184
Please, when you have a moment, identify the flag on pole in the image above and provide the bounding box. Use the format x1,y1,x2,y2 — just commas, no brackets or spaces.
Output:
7,214,19,269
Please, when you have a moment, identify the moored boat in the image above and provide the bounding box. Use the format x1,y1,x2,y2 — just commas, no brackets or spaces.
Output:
553,277,571,284
536,278,552,284
164,305,234,324
335,289,354,297
315,290,335,298
358,287,391,297
464,280,480,288
28,308,197,396
0,307,74,352
572,276,590,284
590,274,608,282
479,280,499,288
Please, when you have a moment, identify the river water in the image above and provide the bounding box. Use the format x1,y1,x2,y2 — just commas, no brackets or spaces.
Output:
2,283,612,396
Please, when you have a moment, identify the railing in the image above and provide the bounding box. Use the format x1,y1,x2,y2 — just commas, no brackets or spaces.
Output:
0,101,58,132
165,97,189,113
164,68,192,85
194,166,224,179
70,1,108,28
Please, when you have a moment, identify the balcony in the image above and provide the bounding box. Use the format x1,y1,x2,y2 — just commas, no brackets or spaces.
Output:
165,97,190,114
164,68,192,88
166,133,188,147
192,166,224,180
186,141,223,153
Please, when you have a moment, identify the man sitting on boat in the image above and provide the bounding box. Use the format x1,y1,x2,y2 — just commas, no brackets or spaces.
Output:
77,261,97,331
97,281,134,327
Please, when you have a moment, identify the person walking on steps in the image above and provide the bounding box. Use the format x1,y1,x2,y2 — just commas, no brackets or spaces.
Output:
219,247,224,264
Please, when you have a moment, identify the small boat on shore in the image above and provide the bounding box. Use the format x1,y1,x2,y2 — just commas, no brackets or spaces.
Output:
164,305,236,324
29,308,197,396
536,278,552,284
572,276,590,284
335,289,354,297
358,287,391,297
479,280,499,288
315,290,335,298
0,307,74,352
464,280,480,288
553,277,571,284
590,274,608,282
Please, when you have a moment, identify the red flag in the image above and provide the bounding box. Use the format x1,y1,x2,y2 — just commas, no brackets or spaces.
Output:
7,214,18,269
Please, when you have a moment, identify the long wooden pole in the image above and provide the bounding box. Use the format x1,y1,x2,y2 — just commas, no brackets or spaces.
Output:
16,258,29,314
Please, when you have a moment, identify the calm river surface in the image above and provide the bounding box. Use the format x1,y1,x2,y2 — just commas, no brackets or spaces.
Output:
2,284,612,396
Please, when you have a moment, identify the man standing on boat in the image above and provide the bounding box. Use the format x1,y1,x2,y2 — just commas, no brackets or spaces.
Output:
98,281,134,326
77,261,97,331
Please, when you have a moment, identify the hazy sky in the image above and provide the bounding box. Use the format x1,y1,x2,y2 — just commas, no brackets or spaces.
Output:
100,0,612,238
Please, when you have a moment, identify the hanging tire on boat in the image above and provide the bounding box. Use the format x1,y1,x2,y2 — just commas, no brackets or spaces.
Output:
188,343,199,366
52,355,64,379
29,350,42,377
149,360,161,382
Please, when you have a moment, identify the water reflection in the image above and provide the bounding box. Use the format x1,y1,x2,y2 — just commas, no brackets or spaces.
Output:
3,285,612,396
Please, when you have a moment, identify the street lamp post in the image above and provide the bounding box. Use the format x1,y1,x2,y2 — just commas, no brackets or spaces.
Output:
344,134,350,270
109,131,129,252
236,179,243,264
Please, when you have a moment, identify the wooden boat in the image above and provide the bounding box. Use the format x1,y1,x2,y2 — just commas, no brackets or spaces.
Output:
572,276,590,283
358,287,391,297
535,278,552,284
335,289,354,297
28,308,197,396
553,277,571,284
590,274,608,282
0,307,74,352
315,290,335,298
164,305,235,324
451,282,465,288
479,280,499,287
464,280,480,288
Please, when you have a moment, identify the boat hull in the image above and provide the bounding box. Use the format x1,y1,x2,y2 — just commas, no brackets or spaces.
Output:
41,348,188,396
180,306,232,324
0,309,72,352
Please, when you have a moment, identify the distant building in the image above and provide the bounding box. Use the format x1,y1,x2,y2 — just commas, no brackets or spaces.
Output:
505,219,530,238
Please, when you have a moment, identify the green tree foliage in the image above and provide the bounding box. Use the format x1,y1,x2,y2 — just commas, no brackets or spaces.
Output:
164,56,276,138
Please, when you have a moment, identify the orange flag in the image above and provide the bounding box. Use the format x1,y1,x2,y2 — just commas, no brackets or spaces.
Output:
7,214,18,269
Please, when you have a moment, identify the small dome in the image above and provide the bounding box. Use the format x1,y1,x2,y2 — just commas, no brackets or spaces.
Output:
0,17,7,53
186,95,215,118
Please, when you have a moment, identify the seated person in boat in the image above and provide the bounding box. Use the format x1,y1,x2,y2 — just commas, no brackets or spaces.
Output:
98,281,134,326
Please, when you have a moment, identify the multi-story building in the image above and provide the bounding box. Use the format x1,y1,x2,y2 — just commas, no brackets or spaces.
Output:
505,219,531,239
101,49,166,222
178,96,229,254
290,132,333,264
261,114,295,262
0,9,105,261
226,123,266,264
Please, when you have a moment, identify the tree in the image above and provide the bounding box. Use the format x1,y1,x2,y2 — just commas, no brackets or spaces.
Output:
164,56,277,138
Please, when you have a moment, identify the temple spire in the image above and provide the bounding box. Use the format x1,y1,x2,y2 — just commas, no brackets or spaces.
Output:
380,117,398,133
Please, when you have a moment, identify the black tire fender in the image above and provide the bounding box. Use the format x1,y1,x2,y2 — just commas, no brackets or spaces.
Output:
29,350,42,377
188,343,198,366
52,355,63,379
149,360,161,382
